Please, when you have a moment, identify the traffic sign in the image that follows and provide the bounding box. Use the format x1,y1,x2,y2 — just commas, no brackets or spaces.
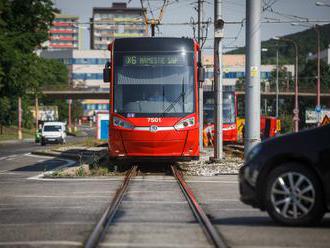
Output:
321,115,330,126
315,105,321,113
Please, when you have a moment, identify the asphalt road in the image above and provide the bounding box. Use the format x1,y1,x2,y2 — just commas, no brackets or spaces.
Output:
0,126,96,158
187,176,330,248
0,152,123,247
0,142,329,247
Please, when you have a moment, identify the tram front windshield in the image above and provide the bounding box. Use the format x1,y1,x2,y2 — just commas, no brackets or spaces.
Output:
204,92,235,124
114,52,195,117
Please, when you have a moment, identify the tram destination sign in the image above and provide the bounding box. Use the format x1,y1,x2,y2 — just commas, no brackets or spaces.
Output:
123,55,185,66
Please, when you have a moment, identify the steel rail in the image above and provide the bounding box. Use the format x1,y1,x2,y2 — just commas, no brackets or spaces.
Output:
84,166,137,248
171,165,228,248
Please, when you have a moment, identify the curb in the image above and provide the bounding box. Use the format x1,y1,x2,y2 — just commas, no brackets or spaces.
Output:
31,151,81,160
31,150,108,162
0,139,34,145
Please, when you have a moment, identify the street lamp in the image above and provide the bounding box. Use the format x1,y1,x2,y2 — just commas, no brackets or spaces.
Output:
291,22,321,124
261,47,279,118
273,36,299,132
315,1,330,7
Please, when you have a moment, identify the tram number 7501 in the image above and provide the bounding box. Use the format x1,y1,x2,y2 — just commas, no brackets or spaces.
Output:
148,118,162,123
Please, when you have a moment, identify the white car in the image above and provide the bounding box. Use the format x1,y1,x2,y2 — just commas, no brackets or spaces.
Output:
41,122,66,146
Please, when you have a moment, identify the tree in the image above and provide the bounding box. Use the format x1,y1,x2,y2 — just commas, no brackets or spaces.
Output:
299,59,330,94
1,0,54,52
0,96,10,134
0,0,74,130
268,65,294,92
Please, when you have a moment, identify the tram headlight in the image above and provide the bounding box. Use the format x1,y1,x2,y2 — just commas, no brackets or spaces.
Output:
113,116,134,129
174,117,195,130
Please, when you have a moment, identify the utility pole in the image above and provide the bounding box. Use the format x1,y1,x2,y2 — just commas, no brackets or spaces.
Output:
68,99,72,132
18,97,22,140
293,41,299,132
212,0,224,160
275,36,300,132
35,96,39,132
315,25,321,125
275,46,279,118
197,0,204,152
245,0,261,156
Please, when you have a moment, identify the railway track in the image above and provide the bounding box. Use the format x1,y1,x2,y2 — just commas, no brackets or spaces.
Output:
224,144,244,158
84,165,228,248
171,165,228,248
84,166,137,248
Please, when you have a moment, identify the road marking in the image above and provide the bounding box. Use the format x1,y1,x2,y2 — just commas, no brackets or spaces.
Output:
204,199,240,202
0,222,93,227
219,208,260,211
25,153,76,180
27,177,124,182
100,243,204,248
0,155,18,161
0,206,87,211
132,178,176,182
186,180,238,184
122,200,187,204
2,194,111,198
0,241,82,247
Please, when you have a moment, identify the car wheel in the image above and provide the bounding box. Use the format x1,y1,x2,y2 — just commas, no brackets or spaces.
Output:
265,163,325,226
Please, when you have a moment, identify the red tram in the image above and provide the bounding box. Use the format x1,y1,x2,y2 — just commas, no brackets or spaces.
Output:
203,91,238,144
103,38,203,162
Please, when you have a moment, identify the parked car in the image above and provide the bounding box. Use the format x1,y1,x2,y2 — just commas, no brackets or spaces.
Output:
239,125,330,226
41,122,66,146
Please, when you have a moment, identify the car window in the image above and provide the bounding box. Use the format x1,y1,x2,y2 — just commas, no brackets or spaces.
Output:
43,125,62,132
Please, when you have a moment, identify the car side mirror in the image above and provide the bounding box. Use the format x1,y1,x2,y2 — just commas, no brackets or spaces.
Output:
198,66,205,83
103,61,111,83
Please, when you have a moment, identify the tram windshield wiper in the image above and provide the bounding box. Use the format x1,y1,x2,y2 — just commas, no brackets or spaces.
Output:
159,77,190,116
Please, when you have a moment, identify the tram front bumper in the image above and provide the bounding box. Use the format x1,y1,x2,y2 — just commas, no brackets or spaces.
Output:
109,129,199,158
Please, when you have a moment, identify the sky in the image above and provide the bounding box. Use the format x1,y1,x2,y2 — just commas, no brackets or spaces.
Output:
52,0,330,53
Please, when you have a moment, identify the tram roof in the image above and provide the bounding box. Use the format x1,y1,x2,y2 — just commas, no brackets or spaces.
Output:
113,37,195,52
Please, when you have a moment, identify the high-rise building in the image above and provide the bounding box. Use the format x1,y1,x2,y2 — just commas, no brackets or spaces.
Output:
202,54,295,91
39,50,110,89
90,2,147,50
48,13,81,50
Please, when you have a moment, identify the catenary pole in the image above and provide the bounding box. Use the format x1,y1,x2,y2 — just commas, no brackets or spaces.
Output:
244,0,261,156
18,97,22,140
198,0,204,152
276,47,279,118
315,25,321,125
68,99,72,132
35,96,39,132
213,0,224,160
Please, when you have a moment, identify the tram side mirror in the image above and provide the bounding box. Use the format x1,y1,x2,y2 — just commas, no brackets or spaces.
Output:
103,61,111,83
198,66,205,83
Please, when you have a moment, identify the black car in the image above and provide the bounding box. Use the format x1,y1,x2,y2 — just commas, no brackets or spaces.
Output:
239,124,330,226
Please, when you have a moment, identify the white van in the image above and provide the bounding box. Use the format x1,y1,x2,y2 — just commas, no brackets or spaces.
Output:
41,122,66,146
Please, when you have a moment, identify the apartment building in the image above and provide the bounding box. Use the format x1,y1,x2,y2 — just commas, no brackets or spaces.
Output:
90,2,147,50
48,13,81,50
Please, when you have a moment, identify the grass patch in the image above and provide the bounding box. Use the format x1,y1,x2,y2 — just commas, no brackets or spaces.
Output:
0,126,34,141
68,137,106,147
46,154,125,178
49,163,120,177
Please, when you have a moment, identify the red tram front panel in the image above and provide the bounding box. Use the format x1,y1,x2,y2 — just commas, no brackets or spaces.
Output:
109,114,199,158
107,38,200,161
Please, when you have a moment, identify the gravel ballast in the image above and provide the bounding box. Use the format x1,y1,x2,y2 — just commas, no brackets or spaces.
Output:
178,148,244,176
